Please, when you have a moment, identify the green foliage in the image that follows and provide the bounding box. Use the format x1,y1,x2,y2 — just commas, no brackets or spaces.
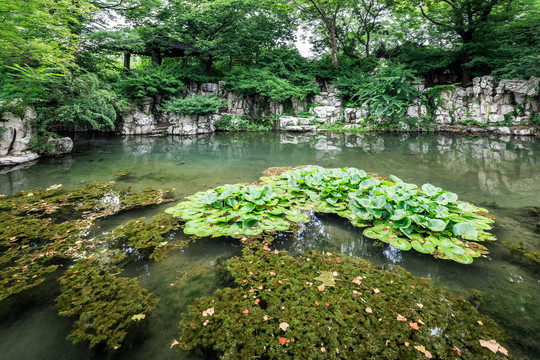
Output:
116,66,185,101
214,115,276,132
0,0,96,68
162,95,226,116
336,63,421,122
28,136,55,155
56,256,158,350
177,247,509,359
0,65,66,109
165,166,497,264
36,73,123,131
225,68,318,102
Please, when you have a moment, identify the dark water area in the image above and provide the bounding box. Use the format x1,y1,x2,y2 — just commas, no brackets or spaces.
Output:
0,132,538,359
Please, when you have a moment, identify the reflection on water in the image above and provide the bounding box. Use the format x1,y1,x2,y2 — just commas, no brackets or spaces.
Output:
0,132,539,359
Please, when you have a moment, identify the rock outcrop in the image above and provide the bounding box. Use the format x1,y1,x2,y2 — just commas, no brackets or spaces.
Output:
0,108,40,166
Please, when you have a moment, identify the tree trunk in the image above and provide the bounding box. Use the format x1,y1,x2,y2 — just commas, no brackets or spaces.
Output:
329,24,339,67
123,53,131,74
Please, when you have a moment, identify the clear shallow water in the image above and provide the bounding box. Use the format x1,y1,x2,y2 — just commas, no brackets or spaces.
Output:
0,132,539,359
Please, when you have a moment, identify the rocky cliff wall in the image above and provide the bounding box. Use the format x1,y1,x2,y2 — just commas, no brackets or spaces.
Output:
121,76,539,136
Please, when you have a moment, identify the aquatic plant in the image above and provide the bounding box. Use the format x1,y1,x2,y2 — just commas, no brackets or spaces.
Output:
165,166,497,264
175,247,510,359
106,213,185,261
56,252,158,350
0,182,172,301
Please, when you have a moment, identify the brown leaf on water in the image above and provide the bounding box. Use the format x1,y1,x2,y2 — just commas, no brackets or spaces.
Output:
479,339,508,356
396,314,407,321
409,322,419,330
170,340,179,348
279,322,289,332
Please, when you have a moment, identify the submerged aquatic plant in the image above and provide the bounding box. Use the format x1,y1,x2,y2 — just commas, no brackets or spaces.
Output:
176,247,510,359
166,166,497,264
0,182,172,301
56,252,158,350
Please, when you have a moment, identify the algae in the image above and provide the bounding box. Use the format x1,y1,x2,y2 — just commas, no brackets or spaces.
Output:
176,246,511,359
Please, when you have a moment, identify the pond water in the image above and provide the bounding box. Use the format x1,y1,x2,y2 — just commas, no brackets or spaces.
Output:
0,132,539,359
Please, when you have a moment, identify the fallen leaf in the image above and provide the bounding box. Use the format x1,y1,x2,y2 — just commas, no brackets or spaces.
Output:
418,319,425,325
249,289,256,293
254,298,260,305
352,276,362,286
263,315,270,321
335,257,341,263
314,271,337,286
479,339,508,355
416,303,424,309
477,320,483,325
279,337,287,345
242,309,249,314
409,322,419,330
315,301,320,306
325,302,330,307
425,350,433,358
202,320,209,326
396,314,407,321
365,307,373,314
263,244,270,251
373,288,380,294
332,271,338,277
202,308,214,317
279,322,289,332
414,345,426,353
321,347,326,353
170,340,179,348
404,342,410,347
270,271,276,276
132,313,145,321
317,284,325,291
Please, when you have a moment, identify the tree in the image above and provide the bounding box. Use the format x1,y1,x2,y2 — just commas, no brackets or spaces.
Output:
336,0,393,58
0,0,96,68
405,0,514,84
293,0,353,67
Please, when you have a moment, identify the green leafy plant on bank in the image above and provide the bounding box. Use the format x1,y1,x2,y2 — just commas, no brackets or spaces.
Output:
214,115,276,132
175,247,509,359
162,95,226,116
165,166,497,264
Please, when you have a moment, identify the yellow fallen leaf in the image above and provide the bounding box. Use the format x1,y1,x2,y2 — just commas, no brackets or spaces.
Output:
321,347,326,353
365,307,373,314
373,288,380,294
396,314,407,321
170,340,179,348
416,303,424,309
479,339,508,356
352,276,362,286
425,350,433,358
414,345,426,353
242,309,249,314
477,320,483,325
317,284,325,291
409,322,419,330
202,307,214,317
279,322,289,332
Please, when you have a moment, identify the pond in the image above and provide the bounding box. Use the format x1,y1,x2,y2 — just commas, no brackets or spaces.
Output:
0,132,539,359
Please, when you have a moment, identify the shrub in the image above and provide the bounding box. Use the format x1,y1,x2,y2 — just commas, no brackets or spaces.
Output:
116,66,185,101
162,95,226,116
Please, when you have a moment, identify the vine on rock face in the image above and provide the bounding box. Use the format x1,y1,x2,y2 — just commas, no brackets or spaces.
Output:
165,166,497,264
175,247,510,359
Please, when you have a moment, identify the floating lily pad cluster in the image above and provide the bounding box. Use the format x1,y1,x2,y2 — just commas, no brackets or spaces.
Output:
165,183,309,237
176,247,510,359
166,166,497,264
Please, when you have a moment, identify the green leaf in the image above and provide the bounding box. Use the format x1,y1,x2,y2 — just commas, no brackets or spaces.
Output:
452,223,478,239
314,271,337,287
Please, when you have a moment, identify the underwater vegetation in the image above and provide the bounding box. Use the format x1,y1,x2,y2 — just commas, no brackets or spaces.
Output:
56,251,158,350
0,183,173,350
175,246,511,359
166,166,497,264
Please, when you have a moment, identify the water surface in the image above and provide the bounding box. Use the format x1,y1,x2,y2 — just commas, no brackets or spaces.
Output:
0,132,538,359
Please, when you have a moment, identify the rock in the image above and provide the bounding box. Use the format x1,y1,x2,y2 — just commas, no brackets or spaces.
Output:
45,136,73,156
285,125,316,132
0,152,40,166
